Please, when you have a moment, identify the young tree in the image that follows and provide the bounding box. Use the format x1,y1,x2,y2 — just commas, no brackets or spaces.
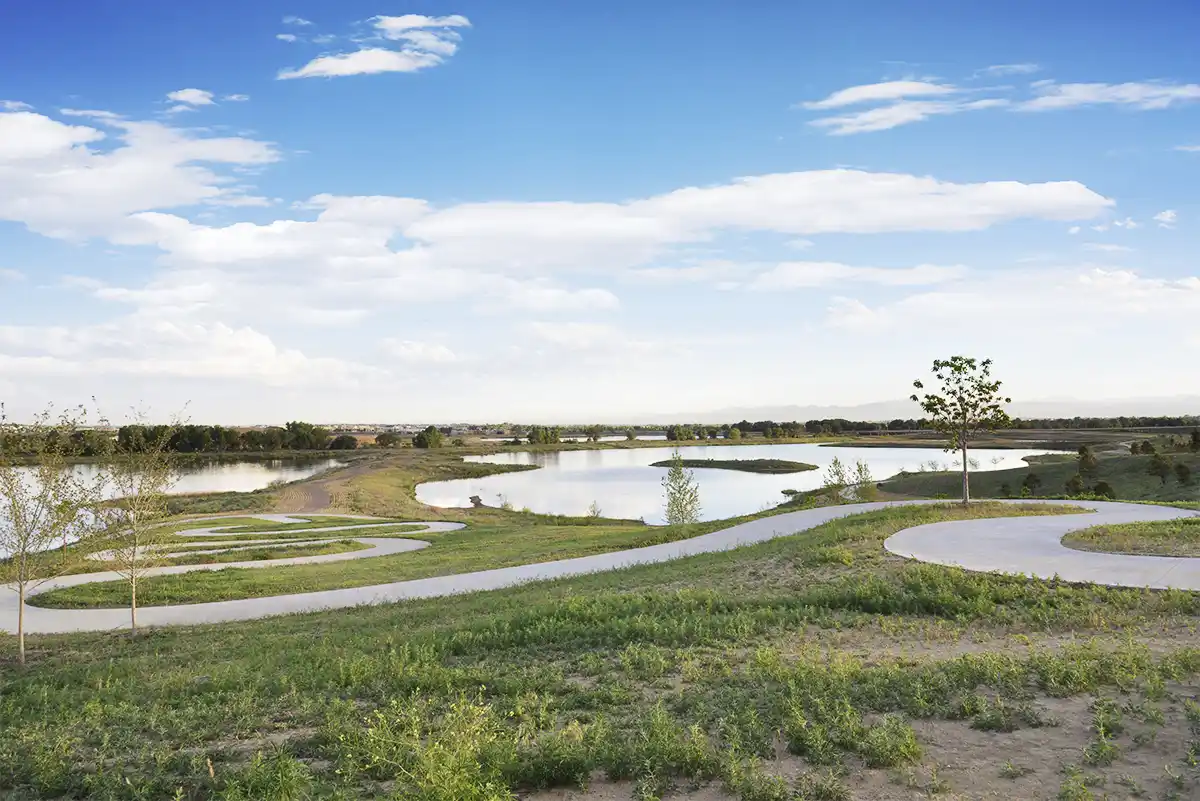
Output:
1064,474,1086,496
851,459,878,501
587,500,603,518
375,432,401,448
1077,445,1099,476
1175,462,1193,486
662,450,701,525
1129,441,1142,455
0,405,109,665
624,429,637,441
911,356,1012,506
1148,453,1173,485
821,456,851,502
97,421,178,636
1021,472,1042,497
727,426,742,440
1092,480,1116,499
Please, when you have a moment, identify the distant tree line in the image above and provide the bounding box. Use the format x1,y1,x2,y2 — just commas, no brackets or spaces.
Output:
112,421,358,454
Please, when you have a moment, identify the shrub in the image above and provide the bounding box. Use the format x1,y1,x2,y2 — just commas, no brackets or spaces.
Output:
413,426,444,449
329,434,359,450
1091,481,1115,499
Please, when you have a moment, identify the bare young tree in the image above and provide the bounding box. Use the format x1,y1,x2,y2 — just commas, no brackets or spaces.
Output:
0,404,110,665
911,356,1012,506
97,420,178,636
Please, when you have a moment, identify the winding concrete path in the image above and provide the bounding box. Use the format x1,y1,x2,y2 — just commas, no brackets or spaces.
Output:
5,502,1199,635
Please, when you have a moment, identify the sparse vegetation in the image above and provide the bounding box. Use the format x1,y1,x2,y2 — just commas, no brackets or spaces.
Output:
648,458,817,474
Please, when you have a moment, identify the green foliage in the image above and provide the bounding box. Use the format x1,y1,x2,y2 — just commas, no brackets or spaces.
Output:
413,426,444,449
1092,480,1116,499
911,356,1012,504
1176,462,1193,485
328,434,358,450
1149,453,1173,485
1078,445,1099,475
526,426,561,445
661,450,701,526
1065,474,1086,495
374,432,401,448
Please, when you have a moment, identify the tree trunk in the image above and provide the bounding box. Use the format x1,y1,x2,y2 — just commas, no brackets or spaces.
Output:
130,576,138,637
17,583,25,666
961,444,970,506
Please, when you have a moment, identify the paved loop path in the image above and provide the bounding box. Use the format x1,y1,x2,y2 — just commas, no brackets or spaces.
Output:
5,502,1199,635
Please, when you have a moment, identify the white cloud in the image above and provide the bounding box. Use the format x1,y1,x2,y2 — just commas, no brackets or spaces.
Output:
0,108,278,239
1068,226,1081,234
282,15,313,26
278,14,470,79
803,81,958,109
383,338,459,364
524,322,621,351
276,33,298,42
223,94,250,102
1176,145,1200,152
1,100,32,111
1111,217,1140,229
826,296,887,332
1082,243,1133,253
976,63,1041,77
1154,209,1177,228
166,88,215,107
1020,81,1200,111
810,97,1008,135
750,261,967,290
0,268,24,282
0,317,377,385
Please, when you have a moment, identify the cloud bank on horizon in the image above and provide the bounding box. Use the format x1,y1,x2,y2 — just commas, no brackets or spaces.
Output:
0,3,1198,423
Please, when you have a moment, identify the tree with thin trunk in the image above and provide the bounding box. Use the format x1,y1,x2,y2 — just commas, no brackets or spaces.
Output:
0,405,109,665
96,418,178,636
911,356,1012,506
662,450,701,525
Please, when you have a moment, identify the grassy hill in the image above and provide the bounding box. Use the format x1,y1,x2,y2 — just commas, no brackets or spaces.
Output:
881,452,1200,503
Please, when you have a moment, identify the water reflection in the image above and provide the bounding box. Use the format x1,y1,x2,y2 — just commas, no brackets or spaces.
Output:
416,444,1055,524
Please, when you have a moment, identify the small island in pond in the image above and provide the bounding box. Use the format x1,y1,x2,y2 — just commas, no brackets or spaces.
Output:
649,458,818,474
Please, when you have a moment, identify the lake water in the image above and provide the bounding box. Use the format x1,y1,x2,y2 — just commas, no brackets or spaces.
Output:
416,444,1055,524
13,457,345,498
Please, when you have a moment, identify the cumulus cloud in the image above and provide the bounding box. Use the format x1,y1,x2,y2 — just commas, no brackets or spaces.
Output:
1,100,32,111
166,88,215,107
282,15,313,26
976,63,1041,77
276,33,298,42
803,81,959,109
0,108,278,239
1154,209,1177,228
810,98,1008,135
278,13,470,79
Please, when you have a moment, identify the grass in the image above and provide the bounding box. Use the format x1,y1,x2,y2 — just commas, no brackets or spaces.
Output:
1064,516,1200,557
4,502,1200,800
164,539,370,566
882,452,1200,503
647,458,818,474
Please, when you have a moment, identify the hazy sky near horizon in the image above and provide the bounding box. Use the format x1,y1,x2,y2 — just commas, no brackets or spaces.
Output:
2,1,1199,423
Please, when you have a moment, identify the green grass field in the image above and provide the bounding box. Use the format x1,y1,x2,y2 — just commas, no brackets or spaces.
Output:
164,539,370,566
882,452,1200,503
648,458,818,474
6,503,1200,801
1065,516,1200,557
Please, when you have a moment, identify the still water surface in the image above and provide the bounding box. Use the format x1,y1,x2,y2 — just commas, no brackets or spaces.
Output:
15,457,344,497
416,444,1053,524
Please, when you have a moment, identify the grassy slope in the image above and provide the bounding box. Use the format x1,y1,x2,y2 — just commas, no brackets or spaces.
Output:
647,458,818,474
165,539,369,566
881,452,1200,503
1065,516,1200,557
5,503,1200,801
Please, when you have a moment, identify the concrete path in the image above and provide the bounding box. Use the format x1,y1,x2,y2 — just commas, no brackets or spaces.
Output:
5,501,1199,635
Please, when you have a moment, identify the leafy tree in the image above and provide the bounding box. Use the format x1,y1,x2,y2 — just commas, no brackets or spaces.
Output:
329,434,359,450
1129,441,1141,455
624,429,637,441
451,438,465,447
665,425,697,441
375,432,401,448
1140,440,1157,455
1192,429,1200,452
412,426,444,449
527,426,562,445
1064,474,1086,496
586,425,605,443
0,405,110,664
97,419,178,637
1092,480,1116,499
999,483,1012,498
1021,472,1042,497
1077,445,1099,476
911,356,1012,505
1148,453,1173,485
822,456,851,501
661,450,701,525
1175,462,1193,485
727,426,742,440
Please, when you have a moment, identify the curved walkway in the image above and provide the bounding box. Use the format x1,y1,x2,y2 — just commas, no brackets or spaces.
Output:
5,501,1199,635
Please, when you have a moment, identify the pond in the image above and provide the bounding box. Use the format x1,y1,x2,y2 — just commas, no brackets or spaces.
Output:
13,457,345,498
415,444,1055,524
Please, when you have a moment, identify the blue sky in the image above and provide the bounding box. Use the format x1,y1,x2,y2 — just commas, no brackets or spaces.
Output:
1,1,1198,423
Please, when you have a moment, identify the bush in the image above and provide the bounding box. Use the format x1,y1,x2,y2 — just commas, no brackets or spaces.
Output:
1091,481,1115,499
1065,474,1085,495
329,434,359,450
413,426,444,449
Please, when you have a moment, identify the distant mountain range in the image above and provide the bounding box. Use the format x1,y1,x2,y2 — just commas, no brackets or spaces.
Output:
648,396,1200,425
